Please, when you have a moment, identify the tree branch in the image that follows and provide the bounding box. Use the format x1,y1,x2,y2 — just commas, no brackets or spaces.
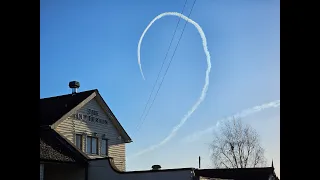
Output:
210,117,266,169
229,142,239,168
220,148,236,168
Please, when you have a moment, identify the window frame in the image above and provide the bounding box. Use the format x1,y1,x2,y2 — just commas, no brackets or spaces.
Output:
75,134,83,150
86,136,99,155
101,139,108,156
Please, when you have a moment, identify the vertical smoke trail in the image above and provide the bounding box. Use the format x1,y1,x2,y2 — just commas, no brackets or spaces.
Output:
182,100,280,143
134,12,211,158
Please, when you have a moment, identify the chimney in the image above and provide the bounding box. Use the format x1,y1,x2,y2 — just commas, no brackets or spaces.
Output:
69,81,80,95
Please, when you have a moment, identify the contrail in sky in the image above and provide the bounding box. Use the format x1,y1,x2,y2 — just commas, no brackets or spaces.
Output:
134,12,211,158
181,100,280,143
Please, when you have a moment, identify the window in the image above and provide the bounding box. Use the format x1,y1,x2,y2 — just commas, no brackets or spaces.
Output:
101,139,108,156
75,134,82,150
86,136,98,154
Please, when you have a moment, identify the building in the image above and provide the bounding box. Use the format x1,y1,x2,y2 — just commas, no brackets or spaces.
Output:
40,82,196,180
40,86,131,171
40,81,279,180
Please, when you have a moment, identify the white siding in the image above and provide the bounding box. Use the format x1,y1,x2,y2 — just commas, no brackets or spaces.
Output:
40,164,44,180
55,97,126,171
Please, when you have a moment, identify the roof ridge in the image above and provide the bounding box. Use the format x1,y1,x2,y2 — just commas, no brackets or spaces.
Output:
40,89,97,100
40,89,97,126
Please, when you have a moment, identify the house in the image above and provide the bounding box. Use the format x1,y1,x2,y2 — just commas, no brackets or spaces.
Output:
40,85,131,171
40,81,196,180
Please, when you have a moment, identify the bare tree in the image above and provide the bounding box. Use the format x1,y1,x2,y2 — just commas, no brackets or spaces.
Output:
210,117,266,168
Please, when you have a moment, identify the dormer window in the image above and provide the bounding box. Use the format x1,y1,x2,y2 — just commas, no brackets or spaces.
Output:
86,136,98,155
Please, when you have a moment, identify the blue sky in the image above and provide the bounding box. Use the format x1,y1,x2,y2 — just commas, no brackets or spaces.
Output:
41,0,280,176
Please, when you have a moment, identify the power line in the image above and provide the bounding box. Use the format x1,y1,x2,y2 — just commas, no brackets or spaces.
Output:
135,0,198,135
134,0,189,135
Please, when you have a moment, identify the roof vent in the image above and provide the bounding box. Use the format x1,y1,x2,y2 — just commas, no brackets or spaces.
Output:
69,81,80,94
151,165,161,170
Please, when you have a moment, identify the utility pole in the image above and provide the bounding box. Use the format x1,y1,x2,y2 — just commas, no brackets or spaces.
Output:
199,156,201,169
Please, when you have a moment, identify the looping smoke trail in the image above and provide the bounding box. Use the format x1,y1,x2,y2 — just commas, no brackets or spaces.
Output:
181,100,280,143
138,12,211,81
134,12,211,158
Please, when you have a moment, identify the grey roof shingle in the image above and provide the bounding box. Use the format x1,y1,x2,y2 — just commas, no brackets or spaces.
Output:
40,138,75,162
40,89,96,126
40,127,87,163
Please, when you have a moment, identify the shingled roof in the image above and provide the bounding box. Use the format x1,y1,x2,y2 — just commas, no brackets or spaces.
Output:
40,89,132,143
194,167,279,180
40,127,88,164
40,89,96,126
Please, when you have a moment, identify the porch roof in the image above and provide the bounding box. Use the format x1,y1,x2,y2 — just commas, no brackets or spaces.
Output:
40,127,87,164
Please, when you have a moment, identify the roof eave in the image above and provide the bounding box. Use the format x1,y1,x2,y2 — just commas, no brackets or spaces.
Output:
42,89,132,143
50,92,97,129
94,90,133,142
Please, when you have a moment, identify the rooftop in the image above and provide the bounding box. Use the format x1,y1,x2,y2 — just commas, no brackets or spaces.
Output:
40,127,88,164
40,89,97,126
39,88,132,143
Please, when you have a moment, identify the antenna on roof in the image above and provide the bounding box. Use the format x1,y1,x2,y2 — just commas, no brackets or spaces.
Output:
69,81,80,95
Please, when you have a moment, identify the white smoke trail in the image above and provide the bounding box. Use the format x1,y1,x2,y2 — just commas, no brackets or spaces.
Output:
134,12,211,158
182,100,280,143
